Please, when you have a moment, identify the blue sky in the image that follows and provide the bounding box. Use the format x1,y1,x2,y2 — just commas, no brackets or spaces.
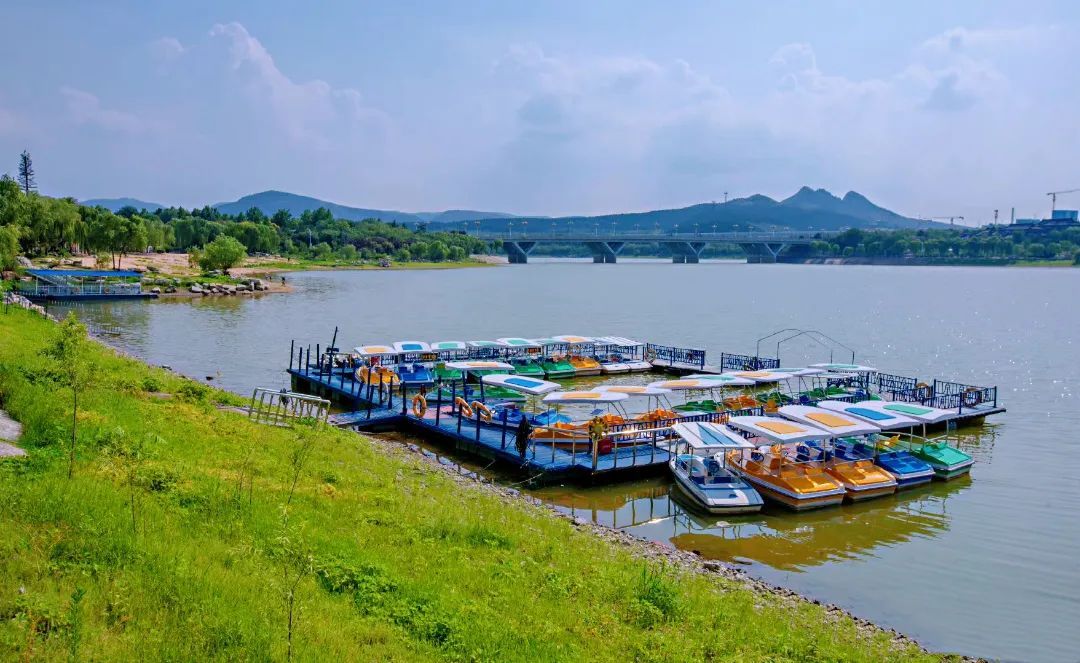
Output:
1,1,1077,221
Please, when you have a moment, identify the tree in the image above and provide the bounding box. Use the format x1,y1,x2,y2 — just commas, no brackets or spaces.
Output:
43,313,96,479
198,235,247,274
0,224,19,270
18,150,36,194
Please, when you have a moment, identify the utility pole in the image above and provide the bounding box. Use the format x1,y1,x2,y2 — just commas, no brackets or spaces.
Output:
1010,207,1015,224
723,191,728,203
993,209,999,225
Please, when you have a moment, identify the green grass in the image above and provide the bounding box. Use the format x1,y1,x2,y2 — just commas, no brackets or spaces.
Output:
0,309,939,662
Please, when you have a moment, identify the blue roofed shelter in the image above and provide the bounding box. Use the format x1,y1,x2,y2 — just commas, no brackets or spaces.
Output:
16,269,155,301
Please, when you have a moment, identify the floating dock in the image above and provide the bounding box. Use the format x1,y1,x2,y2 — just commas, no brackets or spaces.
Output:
284,335,1004,484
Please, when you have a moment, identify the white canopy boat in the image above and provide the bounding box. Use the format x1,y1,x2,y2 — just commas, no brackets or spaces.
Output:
594,335,652,372
669,422,764,514
496,337,541,349
817,400,921,430
429,340,467,351
776,405,897,501
392,340,431,354
724,416,847,510
809,362,878,373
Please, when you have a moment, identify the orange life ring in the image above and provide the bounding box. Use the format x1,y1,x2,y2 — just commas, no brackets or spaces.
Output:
454,397,473,418
472,401,492,422
412,394,427,418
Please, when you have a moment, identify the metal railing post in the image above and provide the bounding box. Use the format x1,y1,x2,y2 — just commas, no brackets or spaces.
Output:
500,409,508,449
435,380,443,426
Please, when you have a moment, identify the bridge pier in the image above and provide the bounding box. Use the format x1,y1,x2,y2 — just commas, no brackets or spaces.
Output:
668,241,705,264
586,241,624,264
739,242,790,263
503,240,537,264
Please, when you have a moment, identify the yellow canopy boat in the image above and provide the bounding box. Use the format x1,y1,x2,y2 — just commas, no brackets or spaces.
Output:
725,416,847,511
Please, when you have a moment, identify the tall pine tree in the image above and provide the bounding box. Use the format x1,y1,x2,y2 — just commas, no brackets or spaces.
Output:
18,150,35,194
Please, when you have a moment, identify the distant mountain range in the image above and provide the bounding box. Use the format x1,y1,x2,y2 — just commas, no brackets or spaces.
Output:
79,197,164,212
80,187,939,232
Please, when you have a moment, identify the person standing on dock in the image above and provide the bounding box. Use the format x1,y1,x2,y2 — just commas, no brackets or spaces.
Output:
515,415,531,460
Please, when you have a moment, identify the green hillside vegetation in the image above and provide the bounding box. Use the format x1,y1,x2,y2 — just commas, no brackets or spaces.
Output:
0,309,937,661
792,227,1080,262
0,175,488,267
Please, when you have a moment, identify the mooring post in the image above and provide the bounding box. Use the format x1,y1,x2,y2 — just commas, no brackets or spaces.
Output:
456,397,463,435
500,409,508,449
435,380,443,426
289,339,295,371
401,384,408,416
474,407,481,443
651,428,657,463
386,374,393,410
315,344,321,378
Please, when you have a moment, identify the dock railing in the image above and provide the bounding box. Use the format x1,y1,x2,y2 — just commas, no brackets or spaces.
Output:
248,388,330,427
717,352,780,372
645,343,706,369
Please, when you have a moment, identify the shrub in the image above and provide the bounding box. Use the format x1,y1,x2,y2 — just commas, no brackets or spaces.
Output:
198,236,246,275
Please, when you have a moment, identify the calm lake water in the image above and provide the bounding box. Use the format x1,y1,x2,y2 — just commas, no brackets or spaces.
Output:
59,261,1079,662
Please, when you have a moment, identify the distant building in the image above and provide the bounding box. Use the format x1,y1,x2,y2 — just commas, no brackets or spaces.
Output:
1009,210,1078,234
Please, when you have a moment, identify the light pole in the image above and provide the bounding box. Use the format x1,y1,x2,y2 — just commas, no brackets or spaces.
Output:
508,220,513,238
594,223,599,237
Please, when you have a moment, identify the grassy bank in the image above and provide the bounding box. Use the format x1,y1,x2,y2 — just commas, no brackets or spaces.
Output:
0,309,936,661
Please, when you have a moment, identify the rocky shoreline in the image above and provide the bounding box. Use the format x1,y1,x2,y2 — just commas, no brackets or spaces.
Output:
364,432,983,662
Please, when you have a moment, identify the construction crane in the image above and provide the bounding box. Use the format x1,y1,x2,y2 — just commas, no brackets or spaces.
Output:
929,215,965,226
1047,188,1080,213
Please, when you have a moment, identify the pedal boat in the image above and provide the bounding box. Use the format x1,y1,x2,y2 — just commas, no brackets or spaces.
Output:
596,353,632,374
540,355,577,379
668,422,764,515
777,405,897,501
725,416,847,511
567,355,603,376
481,374,568,426
674,374,756,413
827,400,973,479
355,365,401,387
817,401,935,487
394,363,434,387
529,390,631,450
508,356,546,378
592,336,653,372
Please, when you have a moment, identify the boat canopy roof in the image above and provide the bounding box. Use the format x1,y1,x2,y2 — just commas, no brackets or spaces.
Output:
809,362,877,373
354,344,396,356
528,337,563,347
481,374,561,395
542,390,629,404
853,399,956,423
685,373,755,386
392,341,430,353
772,367,827,376
593,335,643,347
778,405,881,437
444,360,514,370
496,337,540,348
647,378,725,391
672,422,755,451
430,341,467,350
466,340,508,348
725,370,794,383
552,334,595,344
594,384,672,396
727,416,829,445
817,400,920,429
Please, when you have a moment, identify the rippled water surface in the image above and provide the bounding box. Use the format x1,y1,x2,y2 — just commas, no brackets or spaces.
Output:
60,262,1080,662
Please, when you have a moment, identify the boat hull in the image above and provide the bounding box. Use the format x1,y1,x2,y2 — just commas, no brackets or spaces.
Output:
738,475,846,511
671,475,763,515
600,363,631,374
930,460,974,480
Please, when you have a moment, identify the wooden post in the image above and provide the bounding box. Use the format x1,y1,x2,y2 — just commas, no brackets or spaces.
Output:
435,380,443,426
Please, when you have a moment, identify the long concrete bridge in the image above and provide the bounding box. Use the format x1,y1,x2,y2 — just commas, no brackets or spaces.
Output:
472,230,841,264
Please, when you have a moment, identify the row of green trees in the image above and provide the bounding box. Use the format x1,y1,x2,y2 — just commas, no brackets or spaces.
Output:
795,227,1080,262
1,171,489,270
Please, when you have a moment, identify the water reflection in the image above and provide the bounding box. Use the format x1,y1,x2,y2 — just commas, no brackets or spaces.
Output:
533,426,992,572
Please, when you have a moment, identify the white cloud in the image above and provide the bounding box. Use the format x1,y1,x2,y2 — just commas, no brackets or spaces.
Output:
208,22,390,149
149,36,186,62
59,87,151,133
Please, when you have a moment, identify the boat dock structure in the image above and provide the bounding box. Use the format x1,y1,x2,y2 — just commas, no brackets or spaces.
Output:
277,332,1005,485
15,269,157,301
